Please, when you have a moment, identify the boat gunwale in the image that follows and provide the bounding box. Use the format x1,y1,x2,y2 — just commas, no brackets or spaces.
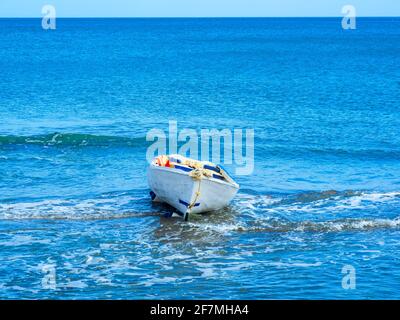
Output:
149,163,239,189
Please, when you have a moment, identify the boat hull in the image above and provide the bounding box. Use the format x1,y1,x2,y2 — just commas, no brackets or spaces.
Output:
148,164,239,216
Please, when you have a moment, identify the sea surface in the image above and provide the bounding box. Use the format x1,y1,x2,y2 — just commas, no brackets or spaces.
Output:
0,18,400,299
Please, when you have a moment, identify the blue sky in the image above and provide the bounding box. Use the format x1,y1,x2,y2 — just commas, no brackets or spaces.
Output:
0,0,399,17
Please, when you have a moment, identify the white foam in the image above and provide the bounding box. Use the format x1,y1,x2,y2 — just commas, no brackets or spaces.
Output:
200,268,217,278
141,276,177,287
235,194,282,210
62,280,88,289
0,195,142,220
238,191,400,217
191,222,246,234
267,261,323,268
164,254,192,261
0,235,51,247
292,217,400,232
85,255,106,265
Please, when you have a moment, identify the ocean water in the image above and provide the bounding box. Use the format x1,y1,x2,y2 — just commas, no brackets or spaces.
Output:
0,18,400,299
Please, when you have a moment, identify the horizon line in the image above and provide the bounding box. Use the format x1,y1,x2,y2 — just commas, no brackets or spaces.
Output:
0,16,399,19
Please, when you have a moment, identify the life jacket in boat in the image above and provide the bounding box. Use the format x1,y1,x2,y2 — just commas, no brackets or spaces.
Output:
155,155,170,167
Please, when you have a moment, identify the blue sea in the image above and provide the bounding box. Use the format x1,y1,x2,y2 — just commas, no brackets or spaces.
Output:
0,18,400,299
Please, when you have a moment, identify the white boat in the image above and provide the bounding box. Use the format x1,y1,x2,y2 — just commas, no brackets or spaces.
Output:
148,154,239,220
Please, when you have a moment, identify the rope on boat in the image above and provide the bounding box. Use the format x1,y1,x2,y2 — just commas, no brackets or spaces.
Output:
183,159,203,169
189,168,212,180
189,184,201,210
185,168,211,221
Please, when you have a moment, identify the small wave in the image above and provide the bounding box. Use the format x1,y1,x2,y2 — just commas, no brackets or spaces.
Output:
194,190,400,234
2,190,400,235
0,197,158,220
304,146,400,161
255,138,400,160
0,132,146,148
286,190,357,204
189,216,400,234
266,261,323,268
249,217,400,233
236,190,400,214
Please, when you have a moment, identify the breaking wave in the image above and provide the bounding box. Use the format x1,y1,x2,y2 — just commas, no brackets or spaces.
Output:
0,133,146,147
185,190,400,234
2,133,399,161
0,192,157,220
192,217,400,234
1,189,399,234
